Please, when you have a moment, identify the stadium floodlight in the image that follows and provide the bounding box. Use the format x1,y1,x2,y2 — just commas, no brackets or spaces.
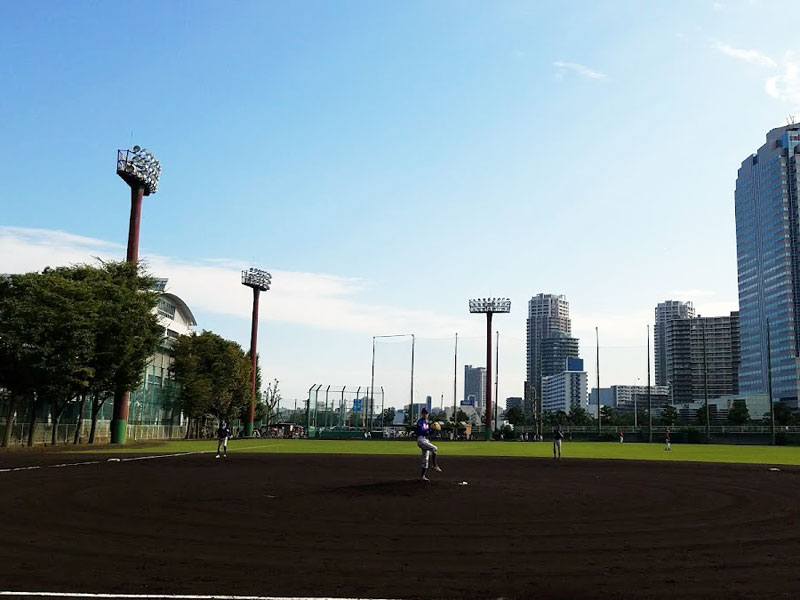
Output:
468,297,511,440
111,144,163,445
242,267,273,436
469,298,511,313
241,268,272,291
116,146,161,196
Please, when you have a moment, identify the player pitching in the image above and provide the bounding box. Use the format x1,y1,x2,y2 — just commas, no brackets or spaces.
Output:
216,420,230,458
416,407,442,481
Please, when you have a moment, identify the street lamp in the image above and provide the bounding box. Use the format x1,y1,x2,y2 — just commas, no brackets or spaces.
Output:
111,146,162,444
242,267,272,436
469,298,511,440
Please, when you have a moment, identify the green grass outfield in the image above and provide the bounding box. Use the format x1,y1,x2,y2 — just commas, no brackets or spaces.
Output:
90,438,800,466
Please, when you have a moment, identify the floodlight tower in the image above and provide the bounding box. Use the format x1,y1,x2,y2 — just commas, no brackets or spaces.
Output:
242,267,272,436
111,146,161,444
469,298,511,440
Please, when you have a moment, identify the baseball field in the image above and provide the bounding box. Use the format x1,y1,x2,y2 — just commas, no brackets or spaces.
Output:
1,439,799,600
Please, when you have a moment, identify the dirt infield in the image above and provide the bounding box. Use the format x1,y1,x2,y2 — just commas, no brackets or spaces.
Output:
1,449,799,599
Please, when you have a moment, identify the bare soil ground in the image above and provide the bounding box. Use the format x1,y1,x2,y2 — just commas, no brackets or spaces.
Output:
1,449,799,599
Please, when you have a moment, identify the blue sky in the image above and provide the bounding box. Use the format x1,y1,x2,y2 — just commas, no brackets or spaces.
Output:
2,1,799,408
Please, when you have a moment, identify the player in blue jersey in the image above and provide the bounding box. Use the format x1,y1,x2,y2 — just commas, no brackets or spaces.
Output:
216,420,230,458
416,407,442,481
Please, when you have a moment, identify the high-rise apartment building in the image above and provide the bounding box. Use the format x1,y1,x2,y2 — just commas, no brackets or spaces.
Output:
655,300,695,386
665,312,741,404
735,124,800,407
526,294,577,399
541,358,588,414
463,365,486,414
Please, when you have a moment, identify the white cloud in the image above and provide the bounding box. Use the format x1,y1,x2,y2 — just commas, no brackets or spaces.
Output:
765,52,800,105
713,42,800,109
0,226,470,338
553,60,607,80
712,41,776,68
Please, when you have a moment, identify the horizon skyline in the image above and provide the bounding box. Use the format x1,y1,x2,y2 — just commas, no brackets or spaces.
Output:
3,1,796,408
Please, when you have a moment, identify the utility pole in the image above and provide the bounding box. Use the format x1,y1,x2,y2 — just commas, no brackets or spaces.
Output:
647,323,653,444
767,319,775,446
596,327,601,439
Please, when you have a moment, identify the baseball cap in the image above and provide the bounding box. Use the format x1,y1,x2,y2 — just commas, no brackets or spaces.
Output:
421,407,429,414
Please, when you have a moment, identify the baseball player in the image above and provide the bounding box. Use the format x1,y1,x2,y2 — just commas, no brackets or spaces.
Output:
216,420,230,458
416,407,442,481
665,427,671,451
553,424,564,460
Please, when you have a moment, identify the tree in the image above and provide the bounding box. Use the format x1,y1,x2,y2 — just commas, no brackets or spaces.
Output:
171,331,251,437
696,407,708,426
568,405,592,426
0,268,98,446
727,400,750,425
261,379,281,427
599,406,614,425
773,401,792,426
82,261,162,443
506,406,525,426
429,408,447,422
660,405,679,427
378,408,396,426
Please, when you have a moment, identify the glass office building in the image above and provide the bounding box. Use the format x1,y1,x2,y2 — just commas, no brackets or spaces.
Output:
735,124,800,407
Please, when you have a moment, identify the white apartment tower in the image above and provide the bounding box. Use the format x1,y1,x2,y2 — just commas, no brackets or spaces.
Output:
526,294,573,399
654,300,695,386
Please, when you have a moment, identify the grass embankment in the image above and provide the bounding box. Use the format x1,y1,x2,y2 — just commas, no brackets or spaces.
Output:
85,438,800,466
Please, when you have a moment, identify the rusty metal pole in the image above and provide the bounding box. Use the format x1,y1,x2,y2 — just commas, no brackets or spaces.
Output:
126,185,145,263
111,184,145,444
485,311,493,440
246,287,260,436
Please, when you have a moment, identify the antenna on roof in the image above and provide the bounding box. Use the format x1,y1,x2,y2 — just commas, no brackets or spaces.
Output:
788,115,797,125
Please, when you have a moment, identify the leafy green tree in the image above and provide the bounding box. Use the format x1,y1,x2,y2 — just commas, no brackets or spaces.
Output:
727,400,750,425
599,406,614,425
83,261,162,443
506,406,525,425
0,267,100,445
660,405,679,427
429,408,447,422
696,407,708,426
568,405,592,426
0,273,43,446
378,408,396,425
171,331,251,437
773,401,792,426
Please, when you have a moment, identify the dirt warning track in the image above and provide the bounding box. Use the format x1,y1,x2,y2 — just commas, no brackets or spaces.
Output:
0,451,799,599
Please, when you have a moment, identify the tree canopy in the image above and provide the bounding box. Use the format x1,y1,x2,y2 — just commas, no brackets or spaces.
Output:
170,331,252,424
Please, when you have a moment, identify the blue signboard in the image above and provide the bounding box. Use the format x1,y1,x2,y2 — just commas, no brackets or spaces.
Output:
460,397,475,406
353,398,363,411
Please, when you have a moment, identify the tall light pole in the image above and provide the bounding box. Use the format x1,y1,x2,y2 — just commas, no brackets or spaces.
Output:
453,333,458,439
242,267,272,437
767,319,775,446
112,146,161,444
494,330,499,432
469,298,511,440
647,324,652,443
596,327,601,439
370,334,415,431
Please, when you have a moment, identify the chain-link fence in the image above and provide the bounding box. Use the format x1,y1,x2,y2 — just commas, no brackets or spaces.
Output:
0,366,188,446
